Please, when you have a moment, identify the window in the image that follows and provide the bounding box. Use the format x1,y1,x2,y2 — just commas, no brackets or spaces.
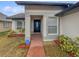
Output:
3,22,9,28
17,21,22,29
48,26,57,33
47,17,58,34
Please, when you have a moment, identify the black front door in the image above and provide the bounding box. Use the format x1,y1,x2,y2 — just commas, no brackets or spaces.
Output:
34,20,41,32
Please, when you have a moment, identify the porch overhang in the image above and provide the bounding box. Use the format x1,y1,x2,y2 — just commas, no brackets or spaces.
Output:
55,2,79,16
15,1,73,8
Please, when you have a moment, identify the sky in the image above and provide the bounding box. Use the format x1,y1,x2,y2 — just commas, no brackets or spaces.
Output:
0,1,78,16
0,1,24,16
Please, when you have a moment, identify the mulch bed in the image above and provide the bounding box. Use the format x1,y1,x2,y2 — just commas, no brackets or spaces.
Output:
8,34,25,37
44,41,68,57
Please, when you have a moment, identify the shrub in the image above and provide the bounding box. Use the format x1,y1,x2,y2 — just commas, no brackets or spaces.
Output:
75,48,79,56
58,35,76,55
74,37,79,44
54,35,79,56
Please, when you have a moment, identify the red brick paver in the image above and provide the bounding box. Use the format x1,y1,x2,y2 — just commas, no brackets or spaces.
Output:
27,34,45,57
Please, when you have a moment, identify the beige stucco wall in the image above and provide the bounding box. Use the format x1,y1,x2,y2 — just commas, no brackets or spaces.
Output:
0,21,12,32
0,21,3,32
60,11,79,39
27,5,63,10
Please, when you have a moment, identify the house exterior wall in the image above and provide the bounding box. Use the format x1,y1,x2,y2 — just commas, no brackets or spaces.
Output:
0,13,6,20
0,21,12,32
26,5,63,10
12,20,25,31
0,21,3,32
25,5,63,41
60,11,79,39
0,13,12,32
12,20,17,31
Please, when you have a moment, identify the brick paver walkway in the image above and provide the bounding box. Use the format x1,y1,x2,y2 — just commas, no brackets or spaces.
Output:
27,34,45,57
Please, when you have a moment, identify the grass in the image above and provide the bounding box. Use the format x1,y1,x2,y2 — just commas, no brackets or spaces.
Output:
0,31,28,57
44,41,68,57
0,31,9,36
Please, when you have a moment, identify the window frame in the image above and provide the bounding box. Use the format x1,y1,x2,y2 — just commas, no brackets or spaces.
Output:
16,21,23,29
47,17,59,35
3,21,9,28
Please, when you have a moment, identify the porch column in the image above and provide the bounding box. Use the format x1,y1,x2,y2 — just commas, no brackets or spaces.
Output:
25,10,31,44
43,16,47,39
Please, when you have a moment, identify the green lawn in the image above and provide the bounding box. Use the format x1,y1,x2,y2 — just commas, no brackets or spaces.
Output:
0,31,9,36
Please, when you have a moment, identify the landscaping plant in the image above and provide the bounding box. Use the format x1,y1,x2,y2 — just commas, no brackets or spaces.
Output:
75,37,79,44
0,30,10,36
58,35,76,56
74,37,79,56
75,48,79,56
59,35,79,56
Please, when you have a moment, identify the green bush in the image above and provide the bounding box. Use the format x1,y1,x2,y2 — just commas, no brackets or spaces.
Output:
59,35,76,52
75,48,79,56
58,35,79,56
74,37,79,56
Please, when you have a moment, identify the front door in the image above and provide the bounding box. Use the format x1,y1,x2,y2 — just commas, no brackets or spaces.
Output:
34,20,41,32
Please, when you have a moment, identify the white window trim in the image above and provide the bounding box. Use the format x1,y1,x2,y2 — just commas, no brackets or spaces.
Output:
3,21,9,28
16,20,23,29
48,17,59,35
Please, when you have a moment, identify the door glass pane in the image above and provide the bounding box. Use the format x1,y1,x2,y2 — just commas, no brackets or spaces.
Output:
36,22,39,28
